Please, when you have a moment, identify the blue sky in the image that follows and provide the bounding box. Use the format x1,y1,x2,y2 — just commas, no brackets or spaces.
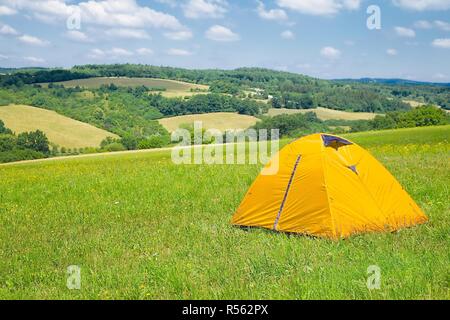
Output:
0,0,449,82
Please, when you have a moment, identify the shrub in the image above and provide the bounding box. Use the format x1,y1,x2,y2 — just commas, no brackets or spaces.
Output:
100,136,120,148
103,142,126,152
0,149,45,163
120,134,138,150
138,135,167,149
0,134,17,152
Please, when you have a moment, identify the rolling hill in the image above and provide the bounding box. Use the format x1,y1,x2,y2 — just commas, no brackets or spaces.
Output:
40,77,209,98
158,112,259,132
334,78,450,87
267,107,380,120
0,105,118,149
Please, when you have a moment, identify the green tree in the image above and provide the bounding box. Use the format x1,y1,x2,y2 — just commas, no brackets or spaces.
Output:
0,134,17,152
16,130,50,154
120,134,139,150
0,120,12,134
100,136,119,148
103,142,126,152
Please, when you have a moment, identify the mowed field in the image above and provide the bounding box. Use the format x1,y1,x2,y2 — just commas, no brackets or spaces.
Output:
0,125,448,299
267,107,380,120
159,112,259,132
40,77,209,98
0,105,118,148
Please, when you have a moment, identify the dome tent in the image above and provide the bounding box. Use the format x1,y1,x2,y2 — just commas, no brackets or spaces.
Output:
232,133,428,240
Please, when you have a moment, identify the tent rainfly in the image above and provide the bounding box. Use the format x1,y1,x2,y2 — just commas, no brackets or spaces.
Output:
232,133,428,240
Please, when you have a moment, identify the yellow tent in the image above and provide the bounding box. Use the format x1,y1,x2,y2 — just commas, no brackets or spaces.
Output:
232,133,428,240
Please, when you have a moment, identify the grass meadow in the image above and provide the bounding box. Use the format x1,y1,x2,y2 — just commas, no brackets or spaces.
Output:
0,126,448,299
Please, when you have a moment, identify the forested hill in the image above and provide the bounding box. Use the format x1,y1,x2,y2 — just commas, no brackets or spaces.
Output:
0,64,449,157
0,64,449,111
334,78,450,87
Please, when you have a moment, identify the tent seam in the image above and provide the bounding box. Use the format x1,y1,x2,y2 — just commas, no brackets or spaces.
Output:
273,155,301,231
320,144,338,239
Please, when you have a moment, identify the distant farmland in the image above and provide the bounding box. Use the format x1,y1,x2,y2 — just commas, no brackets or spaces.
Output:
267,107,380,121
0,104,118,149
40,77,209,98
159,112,259,132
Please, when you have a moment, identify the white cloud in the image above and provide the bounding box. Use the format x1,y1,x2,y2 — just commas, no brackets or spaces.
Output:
413,19,450,31
105,28,151,39
392,0,450,11
164,30,193,40
320,46,341,59
87,47,134,59
167,48,193,56
432,38,450,48
386,48,398,55
110,47,134,56
281,30,295,39
183,0,228,19
433,73,448,80
414,20,433,29
136,48,153,55
257,1,288,21
0,54,9,59
65,30,92,42
434,20,450,31
0,24,18,35
276,0,361,16
24,56,45,64
205,25,239,41
394,26,416,37
6,0,184,30
87,48,106,59
0,5,17,15
18,34,49,46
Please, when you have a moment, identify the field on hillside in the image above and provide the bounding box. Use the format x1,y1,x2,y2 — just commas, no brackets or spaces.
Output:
267,107,380,120
40,77,209,98
159,112,259,132
404,100,427,108
0,126,448,299
0,105,118,148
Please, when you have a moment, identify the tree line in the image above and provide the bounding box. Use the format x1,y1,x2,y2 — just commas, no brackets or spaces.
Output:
2,64,447,113
0,120,51,163
252,105,450,139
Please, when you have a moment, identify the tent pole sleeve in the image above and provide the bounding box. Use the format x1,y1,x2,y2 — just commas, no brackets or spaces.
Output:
273,155,301,231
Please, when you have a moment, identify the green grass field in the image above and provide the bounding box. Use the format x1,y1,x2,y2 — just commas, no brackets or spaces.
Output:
159,112,259,132
0,126,448,299
40,77,209,98
0,105,118,148
267,107,380,121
